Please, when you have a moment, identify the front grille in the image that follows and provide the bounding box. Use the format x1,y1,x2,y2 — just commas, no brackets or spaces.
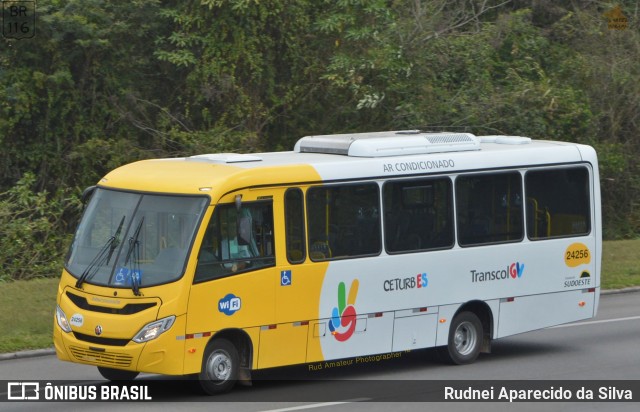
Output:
69,346,133,367
66,291,156,314
73,332,130,347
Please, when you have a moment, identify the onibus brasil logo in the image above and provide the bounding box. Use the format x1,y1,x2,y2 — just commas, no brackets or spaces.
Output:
328,279,359,342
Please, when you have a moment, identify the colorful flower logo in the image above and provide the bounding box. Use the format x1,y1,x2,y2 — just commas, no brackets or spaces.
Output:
328,279,359,342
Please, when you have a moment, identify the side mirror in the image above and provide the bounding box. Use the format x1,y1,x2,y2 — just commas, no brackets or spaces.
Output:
81,185,96,206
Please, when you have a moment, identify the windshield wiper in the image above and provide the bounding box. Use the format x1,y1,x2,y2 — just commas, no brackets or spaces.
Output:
76,215,125,289
123,217,144,296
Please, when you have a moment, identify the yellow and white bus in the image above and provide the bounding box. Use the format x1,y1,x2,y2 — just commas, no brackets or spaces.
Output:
54,131,601,394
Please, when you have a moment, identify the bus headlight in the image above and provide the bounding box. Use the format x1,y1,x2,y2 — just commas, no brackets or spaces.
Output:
132,316,176,343
56,305,72,333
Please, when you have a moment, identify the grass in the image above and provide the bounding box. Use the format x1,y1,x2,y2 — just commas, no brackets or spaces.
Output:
1,239,639,354
0,277,58,353
601,238,640,289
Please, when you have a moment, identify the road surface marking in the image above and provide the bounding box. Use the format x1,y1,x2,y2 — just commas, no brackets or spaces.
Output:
260,398,371,412
551,315,640,328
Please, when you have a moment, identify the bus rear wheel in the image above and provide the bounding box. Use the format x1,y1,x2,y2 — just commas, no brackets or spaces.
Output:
97,366,139,381
198,338,239,395
440,311,483,365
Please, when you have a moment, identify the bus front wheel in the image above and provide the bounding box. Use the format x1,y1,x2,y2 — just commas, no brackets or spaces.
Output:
440,311,483,365
198,338,239,395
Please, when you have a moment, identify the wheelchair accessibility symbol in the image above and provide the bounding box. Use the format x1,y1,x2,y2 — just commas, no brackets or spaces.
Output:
280,270,292,286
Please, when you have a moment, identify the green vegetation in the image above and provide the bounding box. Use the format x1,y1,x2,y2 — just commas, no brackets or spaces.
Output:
0,239,638,353
602,239,640,290
1,1,640,282
0,173,79,281
0,277,58,353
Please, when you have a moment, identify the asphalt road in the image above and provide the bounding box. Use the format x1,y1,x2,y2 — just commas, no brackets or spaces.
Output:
1,291,638,412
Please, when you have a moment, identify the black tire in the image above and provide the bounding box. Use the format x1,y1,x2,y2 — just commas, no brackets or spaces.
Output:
97,366,140,381
198,338,239,395
439,311,483,365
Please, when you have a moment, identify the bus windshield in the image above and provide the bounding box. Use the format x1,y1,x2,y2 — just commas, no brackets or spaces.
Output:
65,188,208,288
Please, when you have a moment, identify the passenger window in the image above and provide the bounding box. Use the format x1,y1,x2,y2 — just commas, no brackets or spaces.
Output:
306,183,381,260
456,172,524,246
285,188,306,264
525,167,590,239
383,178,454,253
194,201,275,283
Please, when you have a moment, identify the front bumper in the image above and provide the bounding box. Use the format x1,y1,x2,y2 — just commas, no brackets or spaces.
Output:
53,314,187,375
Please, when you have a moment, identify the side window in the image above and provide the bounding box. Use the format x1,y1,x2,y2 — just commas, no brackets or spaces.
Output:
306,183,381,261
285,188,306,264
525,167,590,239
194,201,275,283
383,178,454,253
456,172,524,246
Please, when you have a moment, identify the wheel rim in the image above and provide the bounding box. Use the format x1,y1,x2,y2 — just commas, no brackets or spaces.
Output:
206,350,232,382
453,320,478,356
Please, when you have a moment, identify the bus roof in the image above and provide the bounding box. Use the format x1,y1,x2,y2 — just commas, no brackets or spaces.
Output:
99,132,597,198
